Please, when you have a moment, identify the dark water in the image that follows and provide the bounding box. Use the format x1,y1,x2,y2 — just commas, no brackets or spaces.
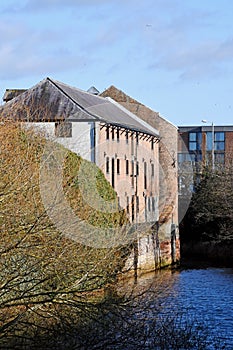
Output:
171,268,233,347
134,267,233,349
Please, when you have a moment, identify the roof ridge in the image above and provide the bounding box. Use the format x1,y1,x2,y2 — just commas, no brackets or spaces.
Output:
47,77,100,121
106,97,159,137
103,85,177,129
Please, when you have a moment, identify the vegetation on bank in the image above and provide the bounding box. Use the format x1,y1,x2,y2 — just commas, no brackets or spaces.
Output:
0,119,131,345
180,165,233,263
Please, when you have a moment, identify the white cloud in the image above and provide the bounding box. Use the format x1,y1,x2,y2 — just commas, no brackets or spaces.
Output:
1,0,136,13
1,0,233,84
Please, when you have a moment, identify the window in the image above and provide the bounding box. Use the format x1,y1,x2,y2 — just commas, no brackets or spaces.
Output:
111,158,115,188
132,195,135,222
215,132,225,151
136,161,139,176
206,132,225,151
152,197,155,212
215,153,225,164
117,159,120,174
55,122,72,137
131,161,134,186
148,197,151,212
117,128,120,142
144,162,147,189
106,126,109,140
189,132,202,151
106,157,109,173
144,196,147,221
126,159,129,175
136,196,139,213
151,163,154,177
178,153,192,163
126,131,129,144
136,133,139,145
126,196,129,214
151,141,154,150
111,128,114,140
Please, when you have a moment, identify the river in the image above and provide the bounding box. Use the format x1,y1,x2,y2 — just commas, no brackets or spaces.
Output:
164,267,233,348
30,266,232,349
115,266,233,349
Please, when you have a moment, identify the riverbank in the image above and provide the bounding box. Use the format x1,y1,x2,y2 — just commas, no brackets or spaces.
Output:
181,240,233,268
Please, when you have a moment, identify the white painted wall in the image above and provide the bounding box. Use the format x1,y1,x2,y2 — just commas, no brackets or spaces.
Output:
25,122,92,161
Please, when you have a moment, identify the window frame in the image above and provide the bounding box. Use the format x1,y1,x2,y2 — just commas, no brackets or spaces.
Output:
55,122,72,138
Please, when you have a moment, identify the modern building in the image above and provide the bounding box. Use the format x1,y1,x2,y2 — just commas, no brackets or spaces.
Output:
178,124,233,175
178,125,233,220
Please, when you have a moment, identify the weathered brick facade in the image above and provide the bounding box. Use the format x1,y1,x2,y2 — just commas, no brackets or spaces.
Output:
101,86,179,273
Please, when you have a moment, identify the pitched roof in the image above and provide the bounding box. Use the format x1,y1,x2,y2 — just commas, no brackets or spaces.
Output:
0,77,159,138
100,85,177,129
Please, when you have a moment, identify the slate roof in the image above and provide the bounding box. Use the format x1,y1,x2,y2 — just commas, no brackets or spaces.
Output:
0,77,159,138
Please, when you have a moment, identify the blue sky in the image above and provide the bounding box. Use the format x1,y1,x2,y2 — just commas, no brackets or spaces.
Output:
0,0,233,126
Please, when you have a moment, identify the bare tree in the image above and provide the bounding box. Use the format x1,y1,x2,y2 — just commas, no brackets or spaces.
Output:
0,118,131,345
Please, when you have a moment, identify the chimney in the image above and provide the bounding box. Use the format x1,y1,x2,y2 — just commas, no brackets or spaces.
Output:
87,86,99,95
3,89,27,102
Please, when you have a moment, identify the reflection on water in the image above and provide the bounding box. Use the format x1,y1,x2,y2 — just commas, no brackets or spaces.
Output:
124,267,233,349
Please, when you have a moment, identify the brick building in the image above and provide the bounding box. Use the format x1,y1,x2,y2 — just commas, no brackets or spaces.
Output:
1,78,179,274
101,86,179,267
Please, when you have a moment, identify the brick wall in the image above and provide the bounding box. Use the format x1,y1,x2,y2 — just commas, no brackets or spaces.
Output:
101,87,180,271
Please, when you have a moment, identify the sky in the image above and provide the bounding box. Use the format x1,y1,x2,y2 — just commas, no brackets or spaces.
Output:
0,0,233,126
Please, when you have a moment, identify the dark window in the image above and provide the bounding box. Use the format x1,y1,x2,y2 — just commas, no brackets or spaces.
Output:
145,196,147,221
148,197,151,212
151,163,154,177
106,126,109,140
117,159,120,174
111,158,115,188
189,132,202,151
151,141,154,150
132,195,135,222
136,161,139,176
126,131,129,143
126,196,129,214
136,196,139,213
144,162,147,189
117,128,120,142
111,128,114,140
131,161,134,187
136,133,139,145
106,157,109,173
55,122,72,137
126,159,129,175
152,197,155,211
